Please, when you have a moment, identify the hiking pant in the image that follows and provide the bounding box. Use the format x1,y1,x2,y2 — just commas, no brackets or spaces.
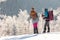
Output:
43,21,50,33
34,27,38,34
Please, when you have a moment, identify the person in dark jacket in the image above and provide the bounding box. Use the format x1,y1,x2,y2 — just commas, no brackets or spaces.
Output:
42,8,50,33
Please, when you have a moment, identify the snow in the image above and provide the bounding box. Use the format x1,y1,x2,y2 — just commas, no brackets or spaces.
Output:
0,32,60,40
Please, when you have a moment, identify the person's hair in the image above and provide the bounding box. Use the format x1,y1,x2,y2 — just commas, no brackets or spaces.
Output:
45,8,48,11
32,7,34,10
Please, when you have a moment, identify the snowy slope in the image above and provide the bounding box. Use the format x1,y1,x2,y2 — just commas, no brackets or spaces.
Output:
0,32,60,40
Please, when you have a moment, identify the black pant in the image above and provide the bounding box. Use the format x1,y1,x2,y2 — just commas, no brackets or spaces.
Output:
34,27,38,34
43,21,50,33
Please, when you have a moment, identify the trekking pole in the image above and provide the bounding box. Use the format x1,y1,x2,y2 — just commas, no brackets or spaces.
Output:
27,17,30,34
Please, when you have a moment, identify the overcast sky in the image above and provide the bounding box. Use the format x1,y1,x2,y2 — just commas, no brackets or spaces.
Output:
0,0,60,16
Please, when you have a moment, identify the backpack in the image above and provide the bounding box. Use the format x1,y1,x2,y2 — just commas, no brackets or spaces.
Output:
48,10,54,21
43,10,54,21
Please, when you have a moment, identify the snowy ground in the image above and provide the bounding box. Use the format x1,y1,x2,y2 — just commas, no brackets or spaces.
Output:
0,32,60,40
